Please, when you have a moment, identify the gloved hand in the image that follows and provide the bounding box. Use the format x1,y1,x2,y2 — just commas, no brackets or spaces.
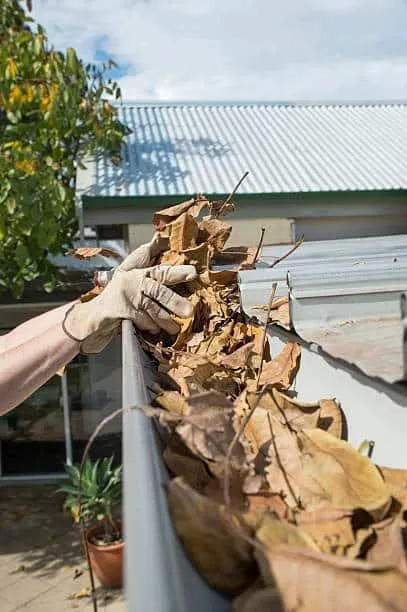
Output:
63,248,196,354
95,232,169,287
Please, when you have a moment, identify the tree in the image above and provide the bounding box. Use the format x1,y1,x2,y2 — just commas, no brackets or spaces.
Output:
0,0,128,297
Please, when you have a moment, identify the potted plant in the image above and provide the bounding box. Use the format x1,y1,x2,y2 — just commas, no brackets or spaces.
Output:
59,456,124,588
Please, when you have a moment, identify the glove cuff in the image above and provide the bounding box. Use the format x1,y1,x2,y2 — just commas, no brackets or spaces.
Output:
62,301,119,354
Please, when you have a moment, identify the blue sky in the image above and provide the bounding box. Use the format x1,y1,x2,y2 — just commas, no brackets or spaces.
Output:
32,0,407,101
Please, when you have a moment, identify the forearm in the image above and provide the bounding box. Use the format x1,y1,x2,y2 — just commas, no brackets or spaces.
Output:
0,302,76,352
0,323,79,415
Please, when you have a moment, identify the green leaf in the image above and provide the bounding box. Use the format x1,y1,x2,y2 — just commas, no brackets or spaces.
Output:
6,196,16,214
0,217,5,241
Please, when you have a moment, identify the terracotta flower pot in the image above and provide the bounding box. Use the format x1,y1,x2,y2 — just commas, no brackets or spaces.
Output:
86,524,124,588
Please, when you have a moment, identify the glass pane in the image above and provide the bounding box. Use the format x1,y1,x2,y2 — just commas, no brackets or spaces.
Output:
67,335,122,466
0,374,66,475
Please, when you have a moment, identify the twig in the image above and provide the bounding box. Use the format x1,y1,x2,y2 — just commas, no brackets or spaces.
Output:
252,227,266,265
268,234,304,269
217,171,249,216
255,282,278,391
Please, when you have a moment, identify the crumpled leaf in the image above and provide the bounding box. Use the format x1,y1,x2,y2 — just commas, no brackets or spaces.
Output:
176,391,247,472
233,586,284,612
163,445,210,492
265,427,391,517
378,466,407,509
200,268,238,287
165,354,219,396
172,293,200,350
67,587,91,600
221,342,254,370
198,218,232,252
256,513,320,552
246,342,301,391
169,212,199,251
297,508,373,558
79,285,104,303
154,390,190,415
153,195,208,230
168,478,257,594
181,243,212,270
65,246,121,259
256,545,407,612
366,517,407,572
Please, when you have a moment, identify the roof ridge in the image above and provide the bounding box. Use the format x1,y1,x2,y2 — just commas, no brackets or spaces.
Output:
114,100,407,109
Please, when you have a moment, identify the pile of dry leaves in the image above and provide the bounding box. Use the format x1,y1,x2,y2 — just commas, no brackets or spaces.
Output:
75,194,407,611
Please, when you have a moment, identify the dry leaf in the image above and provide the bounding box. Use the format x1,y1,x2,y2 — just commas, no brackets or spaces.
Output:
168,478,257,594
154,390,190,415
367,517,407,571
166,354,219,396
198,218,232,253
221,343,254,370
297,429,391,518
176,391,247,472
181,243,212,270
163,445,210,491
169,213,199,251
256,513,320,552
65,247,121,259
256,545,407,612
378,466,407,508
297,509,369,557
153,196,208,230
249,342,301,391
233,586,284,612
200,269,238,287
67,587,91,600
79,285,104,303
172,293,200,350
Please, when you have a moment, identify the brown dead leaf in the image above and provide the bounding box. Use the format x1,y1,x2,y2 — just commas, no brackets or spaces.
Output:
248,342,301,391
297,429,391,518
256,545,407,612
297,509,371,558
214,246,257,267
200,269,239,287
160,250,186,265
233,586,284,612
153,196,208,230
65,247,121,260
256,513,320,552
169,213,199,251
79,285,104,303
221,343,254,370
265,426,391,517
163,445,210,492
168,478,257,594
154,390,190,415
176,391,247,471
165,354,219,396
181,243,212,270
378,466,407,508
318,399,345,439
66,587,91,600
367,517,407,572
171,293,200,350
198,218,232,252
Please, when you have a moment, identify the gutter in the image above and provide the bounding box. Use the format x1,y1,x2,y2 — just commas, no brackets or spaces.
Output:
121,320,230,612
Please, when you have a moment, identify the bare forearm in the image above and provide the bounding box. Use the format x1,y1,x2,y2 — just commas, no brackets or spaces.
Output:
0,323,79,415
0,302,75,351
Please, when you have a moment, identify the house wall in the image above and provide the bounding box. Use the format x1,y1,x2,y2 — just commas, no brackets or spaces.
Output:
83,190,407,247
269,329,407,469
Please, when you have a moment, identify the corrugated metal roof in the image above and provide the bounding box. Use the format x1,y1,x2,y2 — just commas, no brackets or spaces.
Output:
239,234,407,384
80,102,407,198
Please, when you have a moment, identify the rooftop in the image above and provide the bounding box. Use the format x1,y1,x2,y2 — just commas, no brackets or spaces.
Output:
78,101,407,199
239,234,407,385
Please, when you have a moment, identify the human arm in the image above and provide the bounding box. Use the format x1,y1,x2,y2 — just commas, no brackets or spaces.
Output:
0,322,79,416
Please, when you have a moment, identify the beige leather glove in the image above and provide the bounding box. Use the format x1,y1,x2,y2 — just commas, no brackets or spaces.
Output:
95,232,169,286
63,263,196,354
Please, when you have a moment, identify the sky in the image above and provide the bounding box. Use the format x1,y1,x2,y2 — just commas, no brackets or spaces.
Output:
31,0,407,102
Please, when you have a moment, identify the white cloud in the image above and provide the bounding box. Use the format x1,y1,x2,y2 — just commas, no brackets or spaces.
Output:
31,0,407,101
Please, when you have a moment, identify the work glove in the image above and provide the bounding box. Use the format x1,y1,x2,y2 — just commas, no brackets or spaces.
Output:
63,236,196,354
95,232,169,287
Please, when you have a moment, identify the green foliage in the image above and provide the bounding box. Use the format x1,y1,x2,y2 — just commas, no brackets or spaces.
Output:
0,0,128,297
59,456,122,543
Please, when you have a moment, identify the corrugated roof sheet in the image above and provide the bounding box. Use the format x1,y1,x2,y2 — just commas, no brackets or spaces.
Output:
81,102,407,198
239,234,407,384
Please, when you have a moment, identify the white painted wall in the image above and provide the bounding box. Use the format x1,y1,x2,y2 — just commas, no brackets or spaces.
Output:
268,329,407,469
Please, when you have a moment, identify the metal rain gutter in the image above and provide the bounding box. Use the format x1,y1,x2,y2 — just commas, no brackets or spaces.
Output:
121,320,230,612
